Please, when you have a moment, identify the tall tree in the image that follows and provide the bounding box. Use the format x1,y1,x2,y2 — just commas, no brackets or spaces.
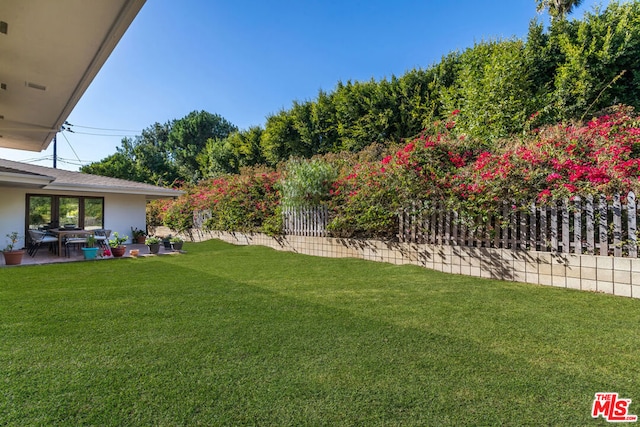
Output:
199,126,266,176
167,111,237,181
537,0,584,21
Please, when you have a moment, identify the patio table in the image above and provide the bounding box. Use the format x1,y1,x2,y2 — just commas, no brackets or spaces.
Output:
49,229,95,257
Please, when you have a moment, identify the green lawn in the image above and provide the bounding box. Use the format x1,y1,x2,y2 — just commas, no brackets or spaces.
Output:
1,239,638,425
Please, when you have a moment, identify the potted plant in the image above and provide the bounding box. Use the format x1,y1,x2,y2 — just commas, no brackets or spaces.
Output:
3,232,24,265
162,235,173,250
169,236,184,251
145,236,161,254
131,227,146,244
108,232,128,257
81,235,99,260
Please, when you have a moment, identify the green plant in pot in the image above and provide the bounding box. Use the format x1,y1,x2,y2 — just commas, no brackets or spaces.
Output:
145,235,161,254
3,232,24,265
162,234,173,250
81,235,99,260
169,236,184,251
108,232,128,257
131,227,146,244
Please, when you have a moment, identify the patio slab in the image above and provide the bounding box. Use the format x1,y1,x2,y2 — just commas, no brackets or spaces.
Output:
3,244,182,267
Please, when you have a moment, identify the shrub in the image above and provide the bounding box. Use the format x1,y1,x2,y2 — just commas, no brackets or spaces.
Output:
281,158,337,208
201,172,281,233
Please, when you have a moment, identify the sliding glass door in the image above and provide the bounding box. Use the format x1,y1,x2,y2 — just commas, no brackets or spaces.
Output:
59,197,80,228
83,198,104,230
27,196,53,230
26,195,104,231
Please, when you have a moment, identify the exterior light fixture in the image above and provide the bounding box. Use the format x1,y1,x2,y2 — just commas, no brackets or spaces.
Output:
25,81,46,91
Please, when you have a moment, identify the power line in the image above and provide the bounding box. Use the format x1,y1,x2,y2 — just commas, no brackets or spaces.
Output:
56,157,91,167
60,130,82,164
19,156,53,163
64,121,141,134
66,130,139,137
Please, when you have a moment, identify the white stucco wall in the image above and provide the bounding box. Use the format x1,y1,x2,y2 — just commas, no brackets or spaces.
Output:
0,188,148,248
0,188,29,249
103,193,147,244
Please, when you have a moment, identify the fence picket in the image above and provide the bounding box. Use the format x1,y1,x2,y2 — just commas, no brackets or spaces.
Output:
629,192,637,257
540,205,547,251
574,197,582,254
614,194,622,257
599,195,609,256
586,196,594,254
561,199,569,253
530,202,537,250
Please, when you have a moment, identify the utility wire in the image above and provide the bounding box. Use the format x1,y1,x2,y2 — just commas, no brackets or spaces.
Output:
56,158,91,167
60,131,82,164
64,121,141,133
66,130,139,137
19,156,53,163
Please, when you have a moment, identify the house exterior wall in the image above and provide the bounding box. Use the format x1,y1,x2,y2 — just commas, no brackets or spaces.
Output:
0,188,147,248
104,193,147,243
0,188,29,249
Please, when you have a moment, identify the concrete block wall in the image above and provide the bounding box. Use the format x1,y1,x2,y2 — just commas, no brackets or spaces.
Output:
193,230,639,299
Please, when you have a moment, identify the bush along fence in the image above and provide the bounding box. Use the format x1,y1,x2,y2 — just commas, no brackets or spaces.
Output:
400,192,639,258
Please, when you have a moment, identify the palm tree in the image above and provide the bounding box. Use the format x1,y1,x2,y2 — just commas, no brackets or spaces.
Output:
536,0,584,21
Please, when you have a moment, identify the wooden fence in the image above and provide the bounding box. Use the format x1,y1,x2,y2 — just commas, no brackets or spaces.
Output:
399,192,639,257
282,206,329,237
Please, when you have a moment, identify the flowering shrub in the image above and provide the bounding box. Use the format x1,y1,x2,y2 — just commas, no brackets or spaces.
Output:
200,171,281,233
148,171,280,235
327,161,399,238
152,105,640,241
327,117,484,237
454,105,640,212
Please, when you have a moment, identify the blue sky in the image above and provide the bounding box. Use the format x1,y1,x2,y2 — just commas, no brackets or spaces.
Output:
1,0,604,170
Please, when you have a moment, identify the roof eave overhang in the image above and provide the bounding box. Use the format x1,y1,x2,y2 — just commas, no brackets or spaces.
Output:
0,0,147,152
42,182,184,198
44,0,147,152
0,171,54,187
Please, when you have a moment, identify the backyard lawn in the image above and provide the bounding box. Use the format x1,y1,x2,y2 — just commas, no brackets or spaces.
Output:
1,239,638,425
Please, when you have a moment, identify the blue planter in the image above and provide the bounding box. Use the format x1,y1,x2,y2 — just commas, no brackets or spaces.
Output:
81,247,99,260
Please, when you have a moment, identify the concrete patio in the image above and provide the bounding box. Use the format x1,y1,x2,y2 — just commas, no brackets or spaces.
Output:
4,243,182,267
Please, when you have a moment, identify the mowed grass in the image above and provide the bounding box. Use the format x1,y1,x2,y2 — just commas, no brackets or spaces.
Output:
1,240,639,426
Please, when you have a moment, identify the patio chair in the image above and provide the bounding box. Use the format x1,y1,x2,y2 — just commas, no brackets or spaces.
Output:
93,229,111,248
64,234,87,257
27,229,58,257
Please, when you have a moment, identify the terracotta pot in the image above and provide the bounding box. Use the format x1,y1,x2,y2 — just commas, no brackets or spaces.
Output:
111,245,126,257
135,236,146,244
3,250,24,265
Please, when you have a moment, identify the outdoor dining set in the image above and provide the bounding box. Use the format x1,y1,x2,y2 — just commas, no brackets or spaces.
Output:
27,227,111,258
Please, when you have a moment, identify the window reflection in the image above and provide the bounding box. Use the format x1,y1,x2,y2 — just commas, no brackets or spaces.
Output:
26,195,104,230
